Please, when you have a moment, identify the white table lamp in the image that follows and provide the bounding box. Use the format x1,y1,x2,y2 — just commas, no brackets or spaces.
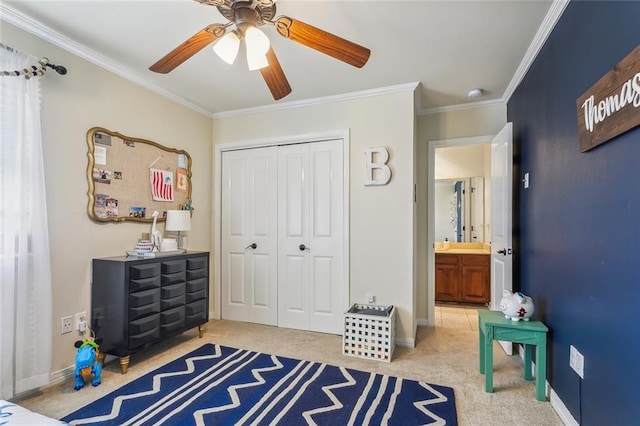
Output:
165,210,191,250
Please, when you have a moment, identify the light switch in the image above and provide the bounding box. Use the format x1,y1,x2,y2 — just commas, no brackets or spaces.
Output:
523,172,529,189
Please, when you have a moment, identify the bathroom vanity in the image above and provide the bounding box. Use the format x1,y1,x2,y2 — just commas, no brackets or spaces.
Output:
435,243,490,304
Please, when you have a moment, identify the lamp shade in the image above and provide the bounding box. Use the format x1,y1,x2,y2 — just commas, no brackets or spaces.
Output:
165,210,191,232
213,31,240,64
245,27,270,70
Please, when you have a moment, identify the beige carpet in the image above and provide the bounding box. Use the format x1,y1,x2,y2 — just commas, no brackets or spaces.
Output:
15,319,563,425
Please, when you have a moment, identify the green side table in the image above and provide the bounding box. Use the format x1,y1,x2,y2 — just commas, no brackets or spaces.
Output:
478,309,549,401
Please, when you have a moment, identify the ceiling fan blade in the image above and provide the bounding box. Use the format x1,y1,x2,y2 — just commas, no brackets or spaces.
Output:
259,47,292,100
149,24,225,73
274,16,370,68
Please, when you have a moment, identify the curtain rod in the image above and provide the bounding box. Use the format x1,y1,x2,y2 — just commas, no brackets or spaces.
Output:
1,43,67,79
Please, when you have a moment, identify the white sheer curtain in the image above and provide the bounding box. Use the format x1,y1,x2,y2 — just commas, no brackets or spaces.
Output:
0,44,53,399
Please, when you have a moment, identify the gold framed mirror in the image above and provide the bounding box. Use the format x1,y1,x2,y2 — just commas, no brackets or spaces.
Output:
86,127,192,223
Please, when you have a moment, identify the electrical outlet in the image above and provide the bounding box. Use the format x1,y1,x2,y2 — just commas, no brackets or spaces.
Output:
75,311,87,332
61,316,73,334
570,345,584,379
366,294,375,304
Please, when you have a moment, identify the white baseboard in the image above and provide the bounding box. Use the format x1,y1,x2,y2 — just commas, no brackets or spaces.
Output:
515,344,578,426
417,318,430,326
49,365,75,386
550,387,579,426
394,337,415,348
50,353,120,387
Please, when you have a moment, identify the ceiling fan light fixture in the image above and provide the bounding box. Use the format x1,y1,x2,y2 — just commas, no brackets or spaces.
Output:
213,31,240,64
245,26,270,70
247,52,269,71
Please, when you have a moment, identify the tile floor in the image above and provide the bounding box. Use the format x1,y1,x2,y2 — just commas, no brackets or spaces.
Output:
435,303,487,331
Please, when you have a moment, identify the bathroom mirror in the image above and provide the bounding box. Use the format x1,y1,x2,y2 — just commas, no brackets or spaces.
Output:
86,127,192,223
435,177,484,242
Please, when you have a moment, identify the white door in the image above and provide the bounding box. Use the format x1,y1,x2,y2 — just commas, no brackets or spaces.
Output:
221,147,278,326
490,123,514,354
278,140,345,334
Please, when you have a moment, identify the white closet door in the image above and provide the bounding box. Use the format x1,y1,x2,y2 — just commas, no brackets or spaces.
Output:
278,140,344,334
221,147,278,326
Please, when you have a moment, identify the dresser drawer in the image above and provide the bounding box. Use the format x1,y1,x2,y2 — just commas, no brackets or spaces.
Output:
187,256,208,270
161,283,185,300
161,294,185,310
186,277,207,293
162,271,186,286
186,268,207,280
161,306,185,324
186,299,206,316
130,276,160,293
129,301,160,321
129,328,160,349
129,263,160,280
162,259,186,274
160,318,185,334
186,289,206,303
129,313,159,335
129,288,160,308
185,300,207,326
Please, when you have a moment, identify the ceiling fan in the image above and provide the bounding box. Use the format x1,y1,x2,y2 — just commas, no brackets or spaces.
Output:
149,0,371,101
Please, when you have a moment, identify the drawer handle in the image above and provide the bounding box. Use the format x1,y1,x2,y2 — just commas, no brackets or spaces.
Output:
245,243,257,250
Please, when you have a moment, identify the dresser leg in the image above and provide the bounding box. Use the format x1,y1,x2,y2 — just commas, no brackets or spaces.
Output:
198,324,204,338
120,355,130,374
97,351,106,367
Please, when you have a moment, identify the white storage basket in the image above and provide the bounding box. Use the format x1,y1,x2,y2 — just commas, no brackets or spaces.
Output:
342,303,395,362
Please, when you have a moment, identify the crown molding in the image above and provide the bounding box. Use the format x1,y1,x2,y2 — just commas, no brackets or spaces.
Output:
212,82,420,119
502,0,570,104
417,98,505,116
0,3,214,118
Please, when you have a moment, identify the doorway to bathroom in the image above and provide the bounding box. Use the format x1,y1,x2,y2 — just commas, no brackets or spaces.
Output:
428,123,514,342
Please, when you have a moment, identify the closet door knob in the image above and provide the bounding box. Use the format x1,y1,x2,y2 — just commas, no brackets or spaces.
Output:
497,249,507,255
299,244,310,251
245,243,257,250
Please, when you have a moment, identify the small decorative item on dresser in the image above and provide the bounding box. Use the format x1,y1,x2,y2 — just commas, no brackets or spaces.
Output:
160,238,178,252
126,240,155,258
165,210,191,249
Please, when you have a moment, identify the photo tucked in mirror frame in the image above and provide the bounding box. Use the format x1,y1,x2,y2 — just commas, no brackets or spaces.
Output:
86,127,192,223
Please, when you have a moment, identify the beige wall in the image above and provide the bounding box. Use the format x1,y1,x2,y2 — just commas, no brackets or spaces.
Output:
1,23,213,374
415,104,507,321
212,89,418,344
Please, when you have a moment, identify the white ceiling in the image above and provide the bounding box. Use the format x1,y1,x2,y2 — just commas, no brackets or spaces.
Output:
1,0,559,116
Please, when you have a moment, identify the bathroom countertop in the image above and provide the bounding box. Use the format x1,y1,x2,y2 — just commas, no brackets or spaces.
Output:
434,242,491,255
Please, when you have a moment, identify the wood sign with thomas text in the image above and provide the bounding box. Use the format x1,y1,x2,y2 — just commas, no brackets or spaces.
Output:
576,44,640,152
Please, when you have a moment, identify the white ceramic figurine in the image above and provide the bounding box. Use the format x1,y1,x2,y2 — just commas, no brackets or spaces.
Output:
150,210,162,252
499,290,535,321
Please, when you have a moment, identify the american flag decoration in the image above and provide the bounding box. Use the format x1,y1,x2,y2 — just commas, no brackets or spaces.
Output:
150,168,174,201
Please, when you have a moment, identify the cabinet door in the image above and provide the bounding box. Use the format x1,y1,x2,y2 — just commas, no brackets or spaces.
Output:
435,263,460,302
460,255,490,303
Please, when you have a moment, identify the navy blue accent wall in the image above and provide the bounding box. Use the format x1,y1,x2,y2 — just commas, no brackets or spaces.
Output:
507,2,640,424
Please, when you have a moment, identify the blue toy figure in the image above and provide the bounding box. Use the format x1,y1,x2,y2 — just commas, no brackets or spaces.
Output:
73,339,102,391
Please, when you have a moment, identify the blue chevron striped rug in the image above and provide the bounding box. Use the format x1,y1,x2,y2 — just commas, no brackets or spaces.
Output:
62,344,457,425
